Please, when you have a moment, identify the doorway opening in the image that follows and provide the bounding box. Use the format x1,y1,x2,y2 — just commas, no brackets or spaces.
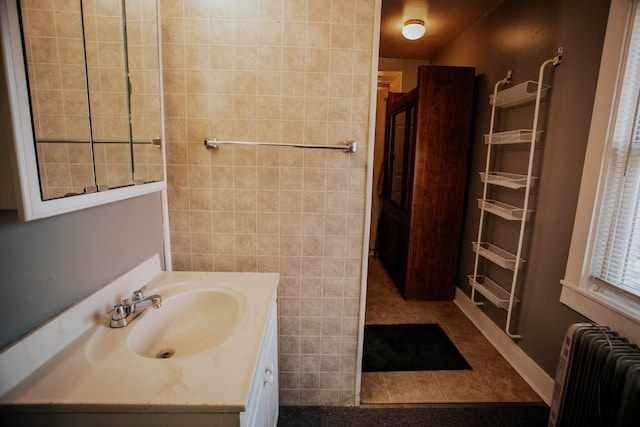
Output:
359,69,540,405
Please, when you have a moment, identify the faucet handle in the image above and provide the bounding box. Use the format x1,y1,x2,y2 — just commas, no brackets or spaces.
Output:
132,286,147,301
109,304,126,320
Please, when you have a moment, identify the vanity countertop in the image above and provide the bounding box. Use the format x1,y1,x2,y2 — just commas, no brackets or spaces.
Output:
0,264,279,413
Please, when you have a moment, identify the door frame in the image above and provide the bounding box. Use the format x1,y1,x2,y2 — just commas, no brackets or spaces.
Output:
354,0,382,405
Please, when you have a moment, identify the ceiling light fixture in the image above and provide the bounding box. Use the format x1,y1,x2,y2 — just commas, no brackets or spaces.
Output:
402,19,425,40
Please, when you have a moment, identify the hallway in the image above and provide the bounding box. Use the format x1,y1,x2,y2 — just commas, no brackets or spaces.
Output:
360,257,542,404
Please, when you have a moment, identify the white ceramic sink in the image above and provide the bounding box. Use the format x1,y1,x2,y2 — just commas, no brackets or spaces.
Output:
1,266,279,410
128,289,244,359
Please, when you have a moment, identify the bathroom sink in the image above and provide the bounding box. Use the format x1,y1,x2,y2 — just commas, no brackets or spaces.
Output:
128,289,244,359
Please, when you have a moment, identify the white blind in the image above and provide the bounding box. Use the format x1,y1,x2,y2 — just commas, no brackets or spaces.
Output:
591,0,640,297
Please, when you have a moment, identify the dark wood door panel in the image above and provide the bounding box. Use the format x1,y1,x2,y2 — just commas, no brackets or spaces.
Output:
378,202,410,295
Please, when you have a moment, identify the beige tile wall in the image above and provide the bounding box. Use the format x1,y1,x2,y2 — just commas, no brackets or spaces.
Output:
161,0,376,405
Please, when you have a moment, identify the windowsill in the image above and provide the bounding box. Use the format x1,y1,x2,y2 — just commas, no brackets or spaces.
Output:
560,279,640,345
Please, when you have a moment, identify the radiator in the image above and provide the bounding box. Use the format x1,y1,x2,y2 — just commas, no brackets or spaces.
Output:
549,322,640,427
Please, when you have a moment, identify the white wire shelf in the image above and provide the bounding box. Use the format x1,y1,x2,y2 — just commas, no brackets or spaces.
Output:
483,129,544,145
472,53,562,339
479,171,537,189
468,275,519,309
489,80,550,108
477,199,532,221
472,241,526,270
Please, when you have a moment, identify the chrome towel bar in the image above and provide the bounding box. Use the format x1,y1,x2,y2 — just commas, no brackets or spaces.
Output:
204,137,356,153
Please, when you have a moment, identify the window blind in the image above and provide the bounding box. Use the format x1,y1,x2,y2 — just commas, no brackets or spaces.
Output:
591,0,640,297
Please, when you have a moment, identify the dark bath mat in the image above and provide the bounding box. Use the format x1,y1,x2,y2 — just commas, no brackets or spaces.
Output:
362,324,471,372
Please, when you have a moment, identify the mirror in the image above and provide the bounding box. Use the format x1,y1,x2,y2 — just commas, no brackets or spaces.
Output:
0,0,165,221
18,0,163,201
385,101,417,211
389,109,406,206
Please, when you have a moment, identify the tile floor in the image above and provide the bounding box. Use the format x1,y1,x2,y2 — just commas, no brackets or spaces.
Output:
360,257,542,404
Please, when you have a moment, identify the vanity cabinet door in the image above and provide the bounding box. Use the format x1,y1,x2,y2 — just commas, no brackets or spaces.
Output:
251,381,268,427
262,308,279,427
242,301,278,427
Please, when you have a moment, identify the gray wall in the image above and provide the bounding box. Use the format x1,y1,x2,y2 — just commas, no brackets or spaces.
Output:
0,192,166,349
433,0,609,375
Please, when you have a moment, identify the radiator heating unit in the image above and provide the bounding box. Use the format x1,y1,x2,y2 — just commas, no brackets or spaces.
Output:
549,322,640,427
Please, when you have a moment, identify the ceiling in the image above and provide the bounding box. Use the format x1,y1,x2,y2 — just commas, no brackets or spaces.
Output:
379,0,503,59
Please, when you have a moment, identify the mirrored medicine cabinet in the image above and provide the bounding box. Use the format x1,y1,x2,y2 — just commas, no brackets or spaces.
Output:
0,0,165,221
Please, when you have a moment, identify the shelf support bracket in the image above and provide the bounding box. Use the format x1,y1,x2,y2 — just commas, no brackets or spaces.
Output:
504,69,513,84
553,46,564,66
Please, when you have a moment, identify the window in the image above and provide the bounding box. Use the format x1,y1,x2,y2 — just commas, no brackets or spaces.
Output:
591,1,640,299
561,0,640,344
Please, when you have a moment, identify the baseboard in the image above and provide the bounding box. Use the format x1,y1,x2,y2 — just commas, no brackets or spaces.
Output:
454,287,555,406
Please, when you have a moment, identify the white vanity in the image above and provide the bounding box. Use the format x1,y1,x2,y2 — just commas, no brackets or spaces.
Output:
0,256,279,427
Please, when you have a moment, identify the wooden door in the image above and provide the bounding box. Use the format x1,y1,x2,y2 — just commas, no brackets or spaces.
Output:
378,92,417,295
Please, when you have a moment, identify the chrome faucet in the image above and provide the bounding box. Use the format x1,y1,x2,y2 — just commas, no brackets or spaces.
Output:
109,286,162,328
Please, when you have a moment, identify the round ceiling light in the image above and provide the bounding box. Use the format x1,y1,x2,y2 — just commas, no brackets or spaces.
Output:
402,19,425,40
